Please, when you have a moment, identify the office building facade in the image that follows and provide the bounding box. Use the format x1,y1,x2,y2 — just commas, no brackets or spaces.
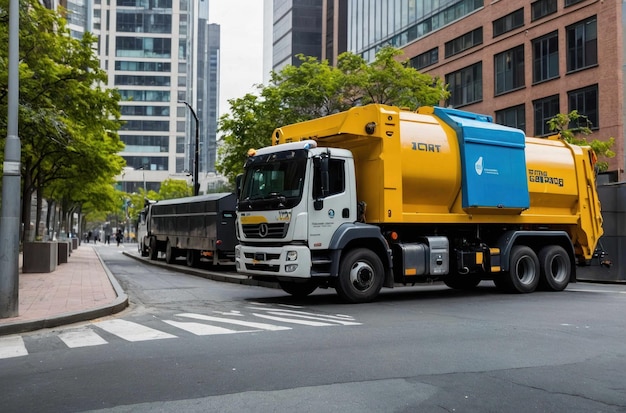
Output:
91,0,218,193
347,0,624,182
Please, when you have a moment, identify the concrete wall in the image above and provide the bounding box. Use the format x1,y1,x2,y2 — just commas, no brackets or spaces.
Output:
577,182,626,282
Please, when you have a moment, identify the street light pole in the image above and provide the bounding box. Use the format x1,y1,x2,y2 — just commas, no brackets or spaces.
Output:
178,100,200,196
0,0,20,318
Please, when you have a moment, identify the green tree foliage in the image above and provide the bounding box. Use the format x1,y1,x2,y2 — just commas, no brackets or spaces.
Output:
217,46,449,184
124,178,192,222
547,111,615,173
0,0,125,240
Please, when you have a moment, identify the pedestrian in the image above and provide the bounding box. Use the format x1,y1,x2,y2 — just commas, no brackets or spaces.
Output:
116,229,123,247
87,231,92,243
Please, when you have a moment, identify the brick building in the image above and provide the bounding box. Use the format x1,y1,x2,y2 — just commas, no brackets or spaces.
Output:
348,0,624,182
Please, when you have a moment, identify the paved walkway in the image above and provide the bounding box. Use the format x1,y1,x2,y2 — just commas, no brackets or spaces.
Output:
0,243,128,336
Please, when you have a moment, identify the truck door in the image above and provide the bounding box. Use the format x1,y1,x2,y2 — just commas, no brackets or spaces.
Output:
308,157,353,249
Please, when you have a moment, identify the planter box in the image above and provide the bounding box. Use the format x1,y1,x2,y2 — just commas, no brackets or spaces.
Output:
23,241,58,273
71,238,78,250
57,241,70,264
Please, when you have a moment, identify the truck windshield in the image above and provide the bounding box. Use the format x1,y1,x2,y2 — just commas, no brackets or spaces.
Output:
238,149,308,210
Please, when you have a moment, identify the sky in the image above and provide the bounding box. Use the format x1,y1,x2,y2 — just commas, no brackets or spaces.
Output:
209,0,266,119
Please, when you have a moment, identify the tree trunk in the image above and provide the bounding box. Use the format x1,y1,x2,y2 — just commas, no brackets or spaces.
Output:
45,199,54,240
21,169,35,242
35,186,43,239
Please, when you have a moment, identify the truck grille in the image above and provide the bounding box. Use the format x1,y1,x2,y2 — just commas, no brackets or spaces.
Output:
242,223,288,239
244,252,281,260
245,263,280,272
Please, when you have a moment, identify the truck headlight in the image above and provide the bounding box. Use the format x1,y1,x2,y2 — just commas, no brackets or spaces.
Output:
285,264,298,272
235,248,240,258
286,250,298,261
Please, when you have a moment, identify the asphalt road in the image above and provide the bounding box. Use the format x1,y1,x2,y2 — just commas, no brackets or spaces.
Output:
1,244,625,412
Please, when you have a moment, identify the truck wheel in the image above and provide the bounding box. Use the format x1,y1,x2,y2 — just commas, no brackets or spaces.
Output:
186,250,200,267
538,245,571,291
278,280,318,297
444,275,481,290
165,240,176,264
503,245,540,293
335,248,384,303
140,240,149,257
149,237,158,261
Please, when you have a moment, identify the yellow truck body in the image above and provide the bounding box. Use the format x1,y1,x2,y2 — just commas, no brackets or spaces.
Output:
235,104,604,302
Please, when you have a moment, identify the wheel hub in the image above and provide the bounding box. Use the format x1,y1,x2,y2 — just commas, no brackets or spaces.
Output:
349,262,374,291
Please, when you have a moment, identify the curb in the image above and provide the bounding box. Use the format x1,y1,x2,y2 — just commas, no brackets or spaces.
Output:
0,250,129,336
121,250,280,290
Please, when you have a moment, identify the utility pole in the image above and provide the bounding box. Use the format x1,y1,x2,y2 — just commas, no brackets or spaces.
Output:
0,0,20,318
178,101,200,196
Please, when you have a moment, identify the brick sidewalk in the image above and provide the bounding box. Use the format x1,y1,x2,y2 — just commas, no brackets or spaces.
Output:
0,244,127,335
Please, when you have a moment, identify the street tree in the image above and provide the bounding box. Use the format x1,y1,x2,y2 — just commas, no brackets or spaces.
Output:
0,0,124,241
217,46,449,184
547,111,615,173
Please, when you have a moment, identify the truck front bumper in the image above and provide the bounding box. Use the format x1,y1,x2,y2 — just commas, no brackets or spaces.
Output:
235,244,312,279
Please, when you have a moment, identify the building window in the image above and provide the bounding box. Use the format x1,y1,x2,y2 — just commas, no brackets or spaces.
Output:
123,156,168,171
568,84,599,129
119,90,170,102
444,28,483,58
120,135,169,153
115,37,172,58
119,120,170,132
531,0,557,21
176,136,185,153
176,157,185,173
494,46,525,95
115,61,171,72
532,31,559,83
446,62,482,107
493,8,524,38
410,47,438,71
115,75,171,87
533,95,560,136
121,106,170,117
567,16,598,72
496,105,526,132
565,0,585,6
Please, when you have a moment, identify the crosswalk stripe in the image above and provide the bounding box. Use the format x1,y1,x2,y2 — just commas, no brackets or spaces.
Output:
257,311,362,326
176,313,291,331
252,313,336,326
0,336,28,359
162,320,258,335
58,329,108,348
247,306,361,325
94,319,177,342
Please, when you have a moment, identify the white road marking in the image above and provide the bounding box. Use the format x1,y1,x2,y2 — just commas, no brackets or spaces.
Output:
252,313,336,326
162,320,258,335
0,335,28,359
247,307,361,325
176,313,291,331
58,330,108,348
94,319,177,342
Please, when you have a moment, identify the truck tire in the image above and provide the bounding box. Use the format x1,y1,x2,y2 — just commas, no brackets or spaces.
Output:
186,250,200,267
278,280,318,297
500,245,540,293
538,245,571,291
140,240,149,257
149,237,158,261
335,248,384,303
165,240,176,264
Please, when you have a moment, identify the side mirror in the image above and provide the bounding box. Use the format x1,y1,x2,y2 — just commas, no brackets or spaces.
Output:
235,174,243,198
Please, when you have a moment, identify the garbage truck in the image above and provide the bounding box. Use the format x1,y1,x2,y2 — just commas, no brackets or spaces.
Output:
138,193,237,267
234,104,604,303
